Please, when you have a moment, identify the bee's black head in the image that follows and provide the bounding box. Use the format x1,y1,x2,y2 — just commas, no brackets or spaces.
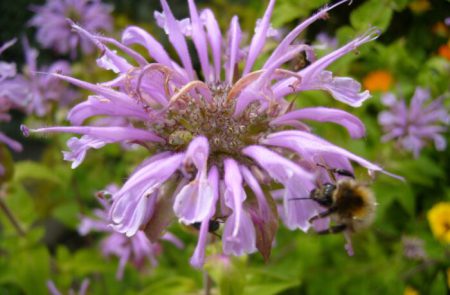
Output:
191,220,220,233
310,183,336,207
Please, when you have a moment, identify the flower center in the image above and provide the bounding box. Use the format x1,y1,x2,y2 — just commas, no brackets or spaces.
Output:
152,82,280,163
66,7,82,23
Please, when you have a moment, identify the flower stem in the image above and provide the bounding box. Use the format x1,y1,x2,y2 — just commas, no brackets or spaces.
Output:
0,196,26,237
203,269,212,295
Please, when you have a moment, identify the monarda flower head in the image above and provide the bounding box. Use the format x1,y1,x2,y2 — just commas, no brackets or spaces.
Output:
0,38,78,117
24,0,396,267
29,0,113,58
379,87,449,158
0,39,23,175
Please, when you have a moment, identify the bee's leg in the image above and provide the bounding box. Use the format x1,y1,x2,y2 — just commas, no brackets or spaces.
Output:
332,168,354,179
308,207,337,223
315,224,347,235
317,163,355,180
316,163,337,182
211,232,222,239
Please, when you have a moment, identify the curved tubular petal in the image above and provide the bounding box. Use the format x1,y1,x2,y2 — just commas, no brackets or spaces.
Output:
300,28,380,80
182,136,209,168
159,0,195,80
122,26,177,69
188,0,211,82
63,135,107,169
263,130,403,180
50,72,135,105
135,64,171,107
273,28,380,104
78,279,90,295
271,107,366,138
134,63,189,100
46,281,62,295
190,166,219,268
264,0,350,69
117,153,183,198
68,96,148,125
240,165,270,218
224,158,246,238
223,210,257,256
69,21,132,73
115,246,131,280
259,44,310,83
242,145,314,184
225,16,242,84
0,133,22,152
0,38,17,55
173,137,213,224
111,153,183,236
201,9,222,81
243,0,276,75
96,35,148,66
28,126,164,143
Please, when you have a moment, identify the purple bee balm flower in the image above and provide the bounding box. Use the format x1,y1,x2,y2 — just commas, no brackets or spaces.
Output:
29,0,113,58
0,39,28,110
0,38,78,117
21,38,78,116
23,0,399,266
378,88,449,158
79,185,183,279
0,39,23,175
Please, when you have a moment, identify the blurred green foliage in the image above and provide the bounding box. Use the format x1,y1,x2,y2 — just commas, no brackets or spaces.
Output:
1,0,449,294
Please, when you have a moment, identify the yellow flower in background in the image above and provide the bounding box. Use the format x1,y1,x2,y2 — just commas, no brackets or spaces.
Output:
404,286,420,295
427,202,450,243
363,70,393,92
409,0,431,13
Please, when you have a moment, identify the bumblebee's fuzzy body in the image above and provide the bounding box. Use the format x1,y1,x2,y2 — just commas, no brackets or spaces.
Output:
310,179,376,233
330,179,376,232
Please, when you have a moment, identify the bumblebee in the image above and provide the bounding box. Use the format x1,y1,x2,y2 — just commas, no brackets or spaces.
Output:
190,219,221,238
294,164,376,234
191,220,220,232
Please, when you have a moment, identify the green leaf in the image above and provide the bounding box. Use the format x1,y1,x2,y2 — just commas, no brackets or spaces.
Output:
206,256,247,295
272,0,327,26
374,176,415,217
13,161,64,186
12,246,50,295
52,201,80,228
391,157,444,186
350,0,393,31
245,280,301,295
138,276,196,295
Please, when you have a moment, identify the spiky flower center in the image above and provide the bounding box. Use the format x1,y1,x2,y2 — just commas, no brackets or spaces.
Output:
151,82,281,162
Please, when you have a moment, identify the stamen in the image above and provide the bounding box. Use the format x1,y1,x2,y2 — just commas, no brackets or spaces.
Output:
168,80,210,106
